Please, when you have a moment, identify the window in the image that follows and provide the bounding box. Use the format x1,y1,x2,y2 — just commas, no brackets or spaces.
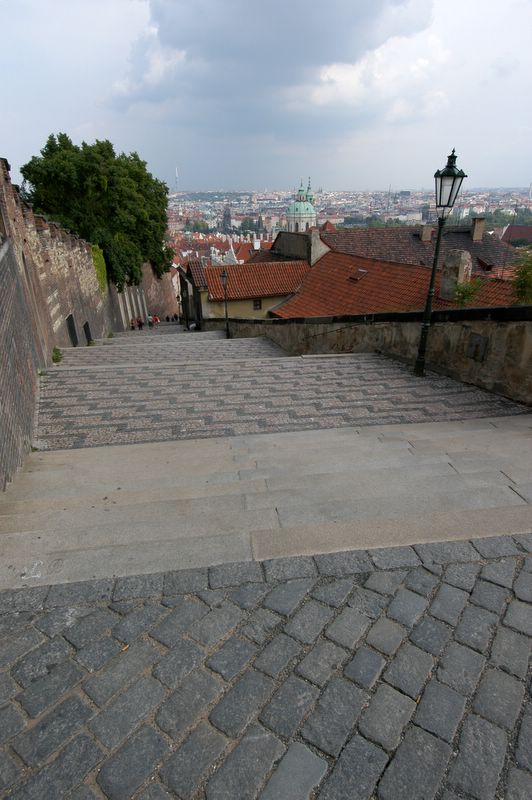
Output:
253,299,262,310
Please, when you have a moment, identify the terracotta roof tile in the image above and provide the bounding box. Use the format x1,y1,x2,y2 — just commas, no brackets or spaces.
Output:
272,252,515,318
185,258,207,289
206,261,310,301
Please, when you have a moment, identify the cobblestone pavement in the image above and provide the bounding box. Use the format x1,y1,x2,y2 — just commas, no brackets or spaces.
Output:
1,533,531,799
35,330,527,450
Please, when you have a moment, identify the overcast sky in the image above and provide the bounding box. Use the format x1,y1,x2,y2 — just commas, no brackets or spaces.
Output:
2,0,531,191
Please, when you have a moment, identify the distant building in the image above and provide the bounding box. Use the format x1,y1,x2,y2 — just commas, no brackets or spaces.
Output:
285,178,317,233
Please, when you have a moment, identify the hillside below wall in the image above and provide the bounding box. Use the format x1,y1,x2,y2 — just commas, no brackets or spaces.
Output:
204,308,532,405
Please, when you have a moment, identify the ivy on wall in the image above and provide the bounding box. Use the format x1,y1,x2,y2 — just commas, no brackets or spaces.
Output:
91,244,107,295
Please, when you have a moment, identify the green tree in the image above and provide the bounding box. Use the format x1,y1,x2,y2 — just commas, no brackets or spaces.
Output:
240,217,257,233
21,133,173,290
512,248,532,304
454,278,483,307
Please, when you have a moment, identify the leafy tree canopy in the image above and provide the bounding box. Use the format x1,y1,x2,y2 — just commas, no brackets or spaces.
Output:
512,247,532,305
21,133,173,290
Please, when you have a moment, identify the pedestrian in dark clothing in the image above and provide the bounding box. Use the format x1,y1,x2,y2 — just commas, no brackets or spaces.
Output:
137,317,144,330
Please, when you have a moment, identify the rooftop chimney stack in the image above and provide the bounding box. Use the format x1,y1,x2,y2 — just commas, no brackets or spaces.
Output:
440,249,473,301
420,225,433,243
471,217,485,242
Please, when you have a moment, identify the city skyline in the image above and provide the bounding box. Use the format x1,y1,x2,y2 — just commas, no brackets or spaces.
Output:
2,0,532,191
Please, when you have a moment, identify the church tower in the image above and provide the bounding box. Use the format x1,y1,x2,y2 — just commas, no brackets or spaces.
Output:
286,177,317,233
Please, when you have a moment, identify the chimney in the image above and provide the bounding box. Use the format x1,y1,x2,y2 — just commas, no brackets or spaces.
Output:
420,225,433,242
471,217,485,242
439,249,472,301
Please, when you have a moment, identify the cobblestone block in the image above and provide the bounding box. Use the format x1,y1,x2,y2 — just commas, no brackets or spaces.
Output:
370,546,420,569
314,550,373,576
365,570,407,595
284,600,335,644
153,638,204,689
34,606,92,637
260,675,319,738
444,562,480,591
240,607,282,645
325,607,370,649
227,583,268,610
384,642,434,699
470,579,510,614
320,733,387,800
189,600,244,646
387,589,428,628
514,570,532,602
344,646,385,690
295,640,346,686
83,640,159,706
160,722,228,799
11,636,72,688
75,636,121,672
454,605,498,653
137,785,172,800
157,668,222,740
63,608,120,649
405,567,440,597
0,611,35,637
97,725,168,800
113,573,163,601
0,704,25,744
516,704,532,771
210,669,275,737
358,684,415,750
0,586,48,614
311,578,354,607
150,597,208,647
67,785,97,799
263,556,317,582
378,726,451,800
207,636,258,680
254,633,302,678
472,535,521,558
414,679,466,742
0,749,19,793
301,677,367,757
89,676,166,749
473,668,525,730
438,642,486,695
261,742,327,800
263,579,314,617
205,724,284,800
0,627,44,669
490,626,530,678
415,540,479,565
409,615,452,656
163,567,208,595
505,599,532,635
515,532,532,553
112,602,167,644
0,672,18,705
507,767,532,800
348,587,388,618
18,660,84,717
10,734,103,800
13,696,92,766
449,714,507,800
209,561,263,588
480,558,517,588
45,579,113,608
365,616,405,655
430,584,469,626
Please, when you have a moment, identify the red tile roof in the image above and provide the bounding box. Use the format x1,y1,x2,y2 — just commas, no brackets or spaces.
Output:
206,261,310,301
272,252,515,319
185,258,208,289
321,225,518,273
320,220,337,232
501,225,532,245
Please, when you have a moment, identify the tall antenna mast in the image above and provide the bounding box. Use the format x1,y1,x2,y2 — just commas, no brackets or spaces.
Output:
175,167,179,193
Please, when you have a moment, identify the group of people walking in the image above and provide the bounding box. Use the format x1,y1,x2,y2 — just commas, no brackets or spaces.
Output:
130,313,179,331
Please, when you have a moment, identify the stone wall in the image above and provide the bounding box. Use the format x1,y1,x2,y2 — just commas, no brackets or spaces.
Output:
204,307,532,405
141,263,179,320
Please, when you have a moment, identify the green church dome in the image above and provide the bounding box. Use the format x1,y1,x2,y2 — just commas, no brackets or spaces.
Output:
287,201,315,214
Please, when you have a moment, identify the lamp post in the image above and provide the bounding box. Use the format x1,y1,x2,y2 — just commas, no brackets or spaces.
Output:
220,268,230,339
414,149,467,377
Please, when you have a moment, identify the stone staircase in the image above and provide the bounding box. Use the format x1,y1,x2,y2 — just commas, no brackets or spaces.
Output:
0,328,531,589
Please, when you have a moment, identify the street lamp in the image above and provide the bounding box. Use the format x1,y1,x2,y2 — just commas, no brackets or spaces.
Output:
220,268,230,339
414,149,467,377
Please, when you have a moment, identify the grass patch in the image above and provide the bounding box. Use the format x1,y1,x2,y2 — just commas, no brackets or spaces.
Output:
52,347,62,364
